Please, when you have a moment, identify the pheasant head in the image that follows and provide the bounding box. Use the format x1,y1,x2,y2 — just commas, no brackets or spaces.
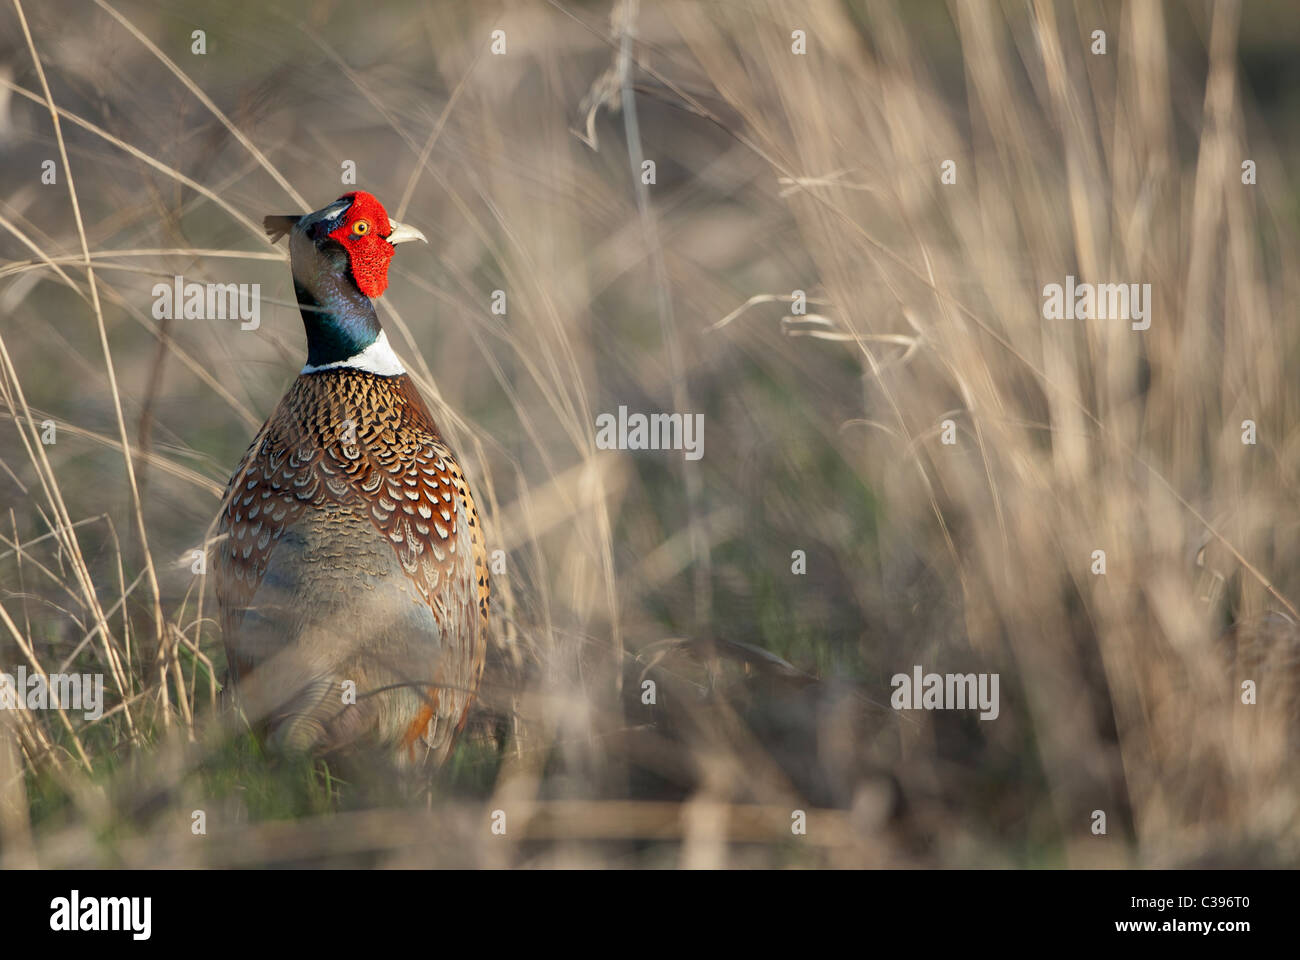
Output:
264,191,426,371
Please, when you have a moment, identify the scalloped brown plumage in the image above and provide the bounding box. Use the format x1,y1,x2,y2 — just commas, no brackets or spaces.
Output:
215,368,489,765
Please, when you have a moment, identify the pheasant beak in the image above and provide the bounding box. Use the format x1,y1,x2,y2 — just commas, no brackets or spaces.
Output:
385,220,428,246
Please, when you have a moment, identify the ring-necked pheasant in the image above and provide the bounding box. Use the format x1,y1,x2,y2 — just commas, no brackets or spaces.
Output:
215,190,488,767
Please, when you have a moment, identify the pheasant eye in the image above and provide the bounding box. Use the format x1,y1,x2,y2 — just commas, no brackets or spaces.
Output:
351,220,370,236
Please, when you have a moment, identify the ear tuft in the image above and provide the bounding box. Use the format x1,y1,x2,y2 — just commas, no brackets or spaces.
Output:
263,215,301,243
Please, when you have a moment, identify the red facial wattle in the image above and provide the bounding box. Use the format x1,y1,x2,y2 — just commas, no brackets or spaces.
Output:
327,191,397,298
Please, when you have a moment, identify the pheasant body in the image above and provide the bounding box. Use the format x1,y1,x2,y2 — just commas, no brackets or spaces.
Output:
215,191,487,764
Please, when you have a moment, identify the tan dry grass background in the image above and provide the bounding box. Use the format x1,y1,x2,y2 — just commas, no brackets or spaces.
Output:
0,0,1297,867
